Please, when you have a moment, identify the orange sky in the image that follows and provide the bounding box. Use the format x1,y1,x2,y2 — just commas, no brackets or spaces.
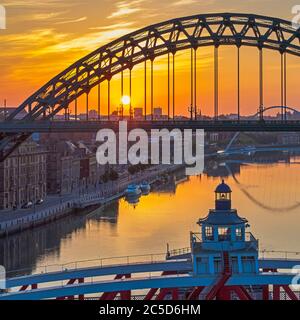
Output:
0,0,300,117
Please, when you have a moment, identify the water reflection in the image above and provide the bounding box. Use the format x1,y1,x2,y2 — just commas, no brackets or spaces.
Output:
0,202,119,277
1,154,300,277
125,194,141,207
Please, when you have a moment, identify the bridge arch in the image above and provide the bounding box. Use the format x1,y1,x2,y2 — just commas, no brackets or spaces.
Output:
7,12,300,122
2,12,300,160
251,105,300,118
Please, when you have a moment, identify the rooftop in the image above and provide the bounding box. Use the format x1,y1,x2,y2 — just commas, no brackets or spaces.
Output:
215,180,232,193
198,209,248,226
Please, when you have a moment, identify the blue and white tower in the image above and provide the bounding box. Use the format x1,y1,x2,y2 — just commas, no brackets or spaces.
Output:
191,180,259,275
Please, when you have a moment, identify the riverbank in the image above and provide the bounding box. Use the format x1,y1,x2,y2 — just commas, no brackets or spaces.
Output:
0,164,184,237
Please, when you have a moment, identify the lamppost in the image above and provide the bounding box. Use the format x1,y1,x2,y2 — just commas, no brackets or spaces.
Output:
188,105,195,121
195,108,201,120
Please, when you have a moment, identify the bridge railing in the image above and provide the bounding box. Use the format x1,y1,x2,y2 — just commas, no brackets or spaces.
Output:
6,249,300,279
6,253,177,278
167,247,191,258
167,246,300,262
259,250,300,261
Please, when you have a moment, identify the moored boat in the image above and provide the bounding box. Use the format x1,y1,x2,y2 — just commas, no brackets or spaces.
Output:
140,181,151,195
125,184,142,197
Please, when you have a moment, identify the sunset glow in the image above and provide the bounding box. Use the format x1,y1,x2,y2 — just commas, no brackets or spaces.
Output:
0,0,299,116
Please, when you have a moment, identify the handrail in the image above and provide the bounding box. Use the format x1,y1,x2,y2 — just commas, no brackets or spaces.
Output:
6,248,300,278
168,246,300,261
168,247,191,257
6,252,172,278
260,249,300,260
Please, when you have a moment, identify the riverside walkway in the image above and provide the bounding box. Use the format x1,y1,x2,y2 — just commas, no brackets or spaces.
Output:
0,164,182,237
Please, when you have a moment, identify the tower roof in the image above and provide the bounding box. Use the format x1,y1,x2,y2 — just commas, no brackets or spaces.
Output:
215,180,232,193
198,210,248,226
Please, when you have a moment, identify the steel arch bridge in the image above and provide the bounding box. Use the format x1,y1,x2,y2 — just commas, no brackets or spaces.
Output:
251,105,300,118
2,12,300,161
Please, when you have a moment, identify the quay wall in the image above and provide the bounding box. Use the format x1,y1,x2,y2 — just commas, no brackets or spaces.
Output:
0,165,183,237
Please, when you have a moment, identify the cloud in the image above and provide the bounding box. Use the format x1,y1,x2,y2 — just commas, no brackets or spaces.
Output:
55,16,87,25
2,0,79,8
0,29,69,58
108,0,146,19
40,24,137,54
173,0,197,6
21,11,67,22
89,22,135,30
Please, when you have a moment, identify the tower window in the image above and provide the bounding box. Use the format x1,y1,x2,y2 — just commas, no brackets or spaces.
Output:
236,227,243,240
216,192,231,200
218,227,231,241
205,226,214,240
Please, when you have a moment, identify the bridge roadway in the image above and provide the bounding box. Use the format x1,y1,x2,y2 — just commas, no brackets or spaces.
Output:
0,273,297,300
1,258,299,300
2,120,300,133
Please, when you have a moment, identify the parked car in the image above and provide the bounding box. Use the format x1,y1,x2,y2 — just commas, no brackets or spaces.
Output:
36,199,44,205
22,201,33,209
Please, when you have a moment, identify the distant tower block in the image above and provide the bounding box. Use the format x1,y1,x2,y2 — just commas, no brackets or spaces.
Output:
153,107,163,119
134,108,144,120
191,180,259,276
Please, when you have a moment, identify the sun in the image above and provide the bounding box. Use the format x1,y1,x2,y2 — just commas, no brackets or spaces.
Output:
121,95,131,105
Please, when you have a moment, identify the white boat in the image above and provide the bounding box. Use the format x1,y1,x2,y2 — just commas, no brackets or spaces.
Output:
140,181,151,194
125,195,140,207
125,184,142,197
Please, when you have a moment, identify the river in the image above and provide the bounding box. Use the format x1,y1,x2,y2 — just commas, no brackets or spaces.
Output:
1,156,300,277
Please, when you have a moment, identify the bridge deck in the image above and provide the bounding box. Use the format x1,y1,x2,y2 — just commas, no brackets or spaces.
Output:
2,120,300,133
6,258,299,289
6,260,191,288
0,272,297,300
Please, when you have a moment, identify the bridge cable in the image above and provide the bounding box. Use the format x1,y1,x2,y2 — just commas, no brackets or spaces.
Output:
75,97,78,121
98,83,101,121
151,59,154,121
284,52,287,121
168,53,170,121
108,79,111,121
190,48,194,120
129,68,132,120
281,53,284,120
121,70,124,120
194,48,198,120
259,49,264,121
144,60,147,121
214,46,219,120
237,47,240,121
173,53,176,120
86,92,89,121
86,72,90,121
